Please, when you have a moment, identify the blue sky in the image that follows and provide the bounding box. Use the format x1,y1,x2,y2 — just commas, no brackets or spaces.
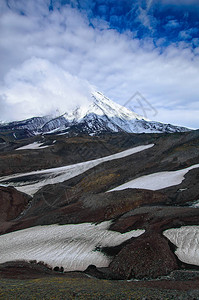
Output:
0,0,199,128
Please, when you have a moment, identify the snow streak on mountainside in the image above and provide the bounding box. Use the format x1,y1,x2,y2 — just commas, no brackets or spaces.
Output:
108,164,199,192
0,144,154,195
16,142,51,150
0,91,190,138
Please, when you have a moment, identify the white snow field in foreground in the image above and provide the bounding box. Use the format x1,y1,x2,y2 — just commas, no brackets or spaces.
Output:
16,142,50,150
0,221,145,271
0,144,154,196
108,163,199,192
163,226,199,266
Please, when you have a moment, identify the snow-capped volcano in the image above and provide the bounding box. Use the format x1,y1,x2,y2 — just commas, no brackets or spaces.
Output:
60,91,147,134
66,91,145,122
0,91,189,138
61,91,189,135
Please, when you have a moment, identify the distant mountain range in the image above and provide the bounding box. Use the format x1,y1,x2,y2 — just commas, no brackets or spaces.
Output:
0,91,189,140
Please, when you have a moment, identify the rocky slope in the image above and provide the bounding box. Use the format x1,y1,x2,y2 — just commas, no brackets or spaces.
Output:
0,129,199,286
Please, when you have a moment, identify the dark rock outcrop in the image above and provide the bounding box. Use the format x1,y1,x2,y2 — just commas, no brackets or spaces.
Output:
0,186,30,223
109,232,178,279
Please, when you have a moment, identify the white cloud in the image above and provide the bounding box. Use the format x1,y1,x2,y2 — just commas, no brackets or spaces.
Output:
0,0,199,128
165,19,180,28
0,58,93,121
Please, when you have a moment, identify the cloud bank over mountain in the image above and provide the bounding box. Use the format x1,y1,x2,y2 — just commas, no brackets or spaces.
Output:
0,0,198,128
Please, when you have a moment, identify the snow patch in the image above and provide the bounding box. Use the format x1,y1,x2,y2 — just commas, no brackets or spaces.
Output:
0,222,145,271
108,164,199,192
163,226,199,266
16,142,50,150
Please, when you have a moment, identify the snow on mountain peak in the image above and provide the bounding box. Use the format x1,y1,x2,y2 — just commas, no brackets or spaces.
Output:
0,90,190,137
60,91,189,134
65,91,146,123
92,91,147,120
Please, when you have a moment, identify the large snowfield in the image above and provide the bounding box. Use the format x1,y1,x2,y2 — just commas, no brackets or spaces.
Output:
0,144,154,195
108,164,199,192
0,221,145,271
163,226,199,266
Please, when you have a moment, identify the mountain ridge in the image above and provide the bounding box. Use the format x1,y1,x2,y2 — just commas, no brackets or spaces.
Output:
0,91,190,139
